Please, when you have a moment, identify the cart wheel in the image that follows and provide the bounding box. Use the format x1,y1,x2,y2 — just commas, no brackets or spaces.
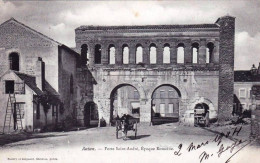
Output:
134,121,137,139
116,121,119,139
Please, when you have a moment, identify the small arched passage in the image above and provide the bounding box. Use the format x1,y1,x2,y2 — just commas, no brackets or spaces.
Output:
151,84,181,125
194,103,210,127
110,84,141,125
84,102,99,127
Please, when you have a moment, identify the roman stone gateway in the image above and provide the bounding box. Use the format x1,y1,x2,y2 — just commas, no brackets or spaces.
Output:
75,15,235,126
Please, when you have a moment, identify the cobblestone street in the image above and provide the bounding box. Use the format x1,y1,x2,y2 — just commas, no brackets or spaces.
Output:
0,123,258,163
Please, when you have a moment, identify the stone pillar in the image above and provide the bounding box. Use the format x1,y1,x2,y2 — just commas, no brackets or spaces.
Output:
170,44,177,64
184,43,192,64
88,43,94,67
116,45,123,65
101,44,109,65
143,46,150,64
213,41,219,64
157,45,163,65
199,40,206,64
140,98,151,124
129,44,136,64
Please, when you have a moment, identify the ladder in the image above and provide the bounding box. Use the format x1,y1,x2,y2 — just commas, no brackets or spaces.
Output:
3,93,23,133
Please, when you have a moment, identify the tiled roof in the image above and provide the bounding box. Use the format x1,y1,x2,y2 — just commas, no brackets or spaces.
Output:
14,71,44,96
45,80,59,96
14,71,60,99
0,18,61,45
234,71,260,82
76,24,219,31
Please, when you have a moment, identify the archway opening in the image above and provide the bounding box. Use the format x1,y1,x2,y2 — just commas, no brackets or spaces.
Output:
149,43,157,64
177,43,184,64
163,43,170,64
80,44,88,66
194,103,209,127
9,52,19,71
108,44,115,64
84,102,99,127
94,44,102,64
136,44,143,64
192,42,199,64
151,84,181,125
206,42,214,63
122,44,129,64
110,84,140,125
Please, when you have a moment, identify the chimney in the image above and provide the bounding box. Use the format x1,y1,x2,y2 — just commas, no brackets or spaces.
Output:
35,57,45,91
251,64,257,76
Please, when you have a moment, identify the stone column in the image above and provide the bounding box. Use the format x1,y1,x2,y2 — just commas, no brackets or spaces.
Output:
143,46,150,64
184,43,192,64
129,43,136,64
101,43,109,65
157,45,163,65
170,43,177,64
88,43,94,67
140,98,151,124
199,40,206,64
116,44,123,65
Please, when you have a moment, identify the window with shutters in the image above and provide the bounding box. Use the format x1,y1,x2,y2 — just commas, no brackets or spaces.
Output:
14,82,25,94
5,80,25,94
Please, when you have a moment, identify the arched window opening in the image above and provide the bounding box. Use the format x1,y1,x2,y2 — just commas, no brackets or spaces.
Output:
81,44,88,66
136,44,143,64
122,44,129,64
177,43,184,64
70,74,73,94
108,45,115,64
206,42,214,63
94,44,101,64
150,43,157,64
192,43,199,64
163,44,170,64
9,52,19,71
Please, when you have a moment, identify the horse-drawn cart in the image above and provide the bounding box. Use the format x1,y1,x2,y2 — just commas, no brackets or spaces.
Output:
115,119,138,139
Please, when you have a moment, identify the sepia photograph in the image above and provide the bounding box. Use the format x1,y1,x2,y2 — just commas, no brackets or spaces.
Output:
0,0,259,162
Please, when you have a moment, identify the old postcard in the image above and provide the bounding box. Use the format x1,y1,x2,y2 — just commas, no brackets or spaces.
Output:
0,0,259,163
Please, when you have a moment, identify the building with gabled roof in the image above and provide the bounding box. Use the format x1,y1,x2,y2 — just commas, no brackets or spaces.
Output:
0,18,95,132
233,63,260,115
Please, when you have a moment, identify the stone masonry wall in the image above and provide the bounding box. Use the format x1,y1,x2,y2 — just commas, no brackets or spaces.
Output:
216,16,235,123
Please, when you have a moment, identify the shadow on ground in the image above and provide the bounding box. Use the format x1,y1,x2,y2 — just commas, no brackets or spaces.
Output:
0,133,67,146
128,135,150,140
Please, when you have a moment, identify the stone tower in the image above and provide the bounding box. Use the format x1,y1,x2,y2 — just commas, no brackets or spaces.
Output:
216,15,235,122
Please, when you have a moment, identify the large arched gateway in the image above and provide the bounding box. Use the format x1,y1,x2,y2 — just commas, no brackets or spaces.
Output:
76,16,235,125
151,84,181,125
110,84,140,124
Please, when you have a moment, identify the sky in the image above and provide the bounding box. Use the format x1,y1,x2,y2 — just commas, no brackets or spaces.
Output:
0,0,260,70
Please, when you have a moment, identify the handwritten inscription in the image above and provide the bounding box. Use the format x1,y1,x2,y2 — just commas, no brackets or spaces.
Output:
80,126,251,163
